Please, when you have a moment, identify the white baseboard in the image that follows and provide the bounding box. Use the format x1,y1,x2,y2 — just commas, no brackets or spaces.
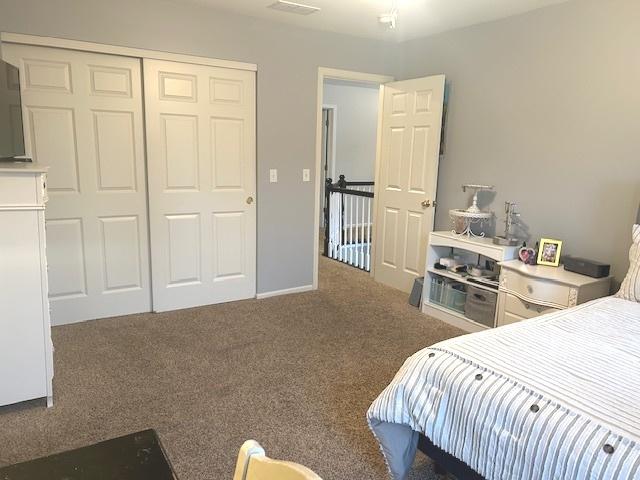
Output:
256,285,315,299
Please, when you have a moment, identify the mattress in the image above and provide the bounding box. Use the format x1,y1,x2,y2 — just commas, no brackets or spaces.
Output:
367,297,640,480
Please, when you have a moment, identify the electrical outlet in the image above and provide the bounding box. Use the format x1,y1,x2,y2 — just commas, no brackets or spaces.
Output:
269,169,278,183
302,169,310,182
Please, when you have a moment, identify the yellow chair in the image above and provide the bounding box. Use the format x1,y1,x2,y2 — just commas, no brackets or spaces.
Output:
233,440,322,480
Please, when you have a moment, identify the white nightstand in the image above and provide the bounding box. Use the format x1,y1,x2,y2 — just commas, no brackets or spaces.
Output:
496,259,612,327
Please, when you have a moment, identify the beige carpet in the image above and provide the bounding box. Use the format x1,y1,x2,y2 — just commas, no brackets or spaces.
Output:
0,256,463,479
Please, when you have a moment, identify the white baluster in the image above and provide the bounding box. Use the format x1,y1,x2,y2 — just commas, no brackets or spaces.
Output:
329,192,334,259
329,192,336,258
360,196,365,269
351,195,359,266
366,197,371,271
359,195,363,269
330,192,333,259
333,192,340,260
338,194,342,260
337,193,342,261
344,195,353,264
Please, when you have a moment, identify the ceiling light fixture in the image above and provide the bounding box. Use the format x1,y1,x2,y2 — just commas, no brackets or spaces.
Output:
378,8,398,30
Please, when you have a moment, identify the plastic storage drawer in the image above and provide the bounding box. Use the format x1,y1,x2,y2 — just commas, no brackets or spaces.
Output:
429,277,446,305
430,278,467,314
444,283,466,314
464,285,497,327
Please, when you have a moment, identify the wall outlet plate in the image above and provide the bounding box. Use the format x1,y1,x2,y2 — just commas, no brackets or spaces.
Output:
269,169,278,183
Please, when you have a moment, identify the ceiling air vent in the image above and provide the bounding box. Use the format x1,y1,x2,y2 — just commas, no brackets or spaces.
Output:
267,0,320,16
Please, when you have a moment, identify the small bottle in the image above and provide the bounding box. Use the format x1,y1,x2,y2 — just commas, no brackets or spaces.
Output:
531,241,539,265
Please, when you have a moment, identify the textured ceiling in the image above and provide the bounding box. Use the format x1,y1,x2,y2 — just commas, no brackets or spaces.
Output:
167,0,571,41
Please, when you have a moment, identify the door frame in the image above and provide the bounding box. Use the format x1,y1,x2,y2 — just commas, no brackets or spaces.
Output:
0,33,257,71
313,68,394,289
322,104,337,181
319,104,337,226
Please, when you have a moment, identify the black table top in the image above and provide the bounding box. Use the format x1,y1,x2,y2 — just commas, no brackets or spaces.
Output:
0,429,178,480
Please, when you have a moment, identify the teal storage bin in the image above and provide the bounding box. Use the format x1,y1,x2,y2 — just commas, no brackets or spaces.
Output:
443,282,467,314
429,277,445,306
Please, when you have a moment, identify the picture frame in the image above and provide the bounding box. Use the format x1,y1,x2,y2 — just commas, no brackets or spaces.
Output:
537,238,563,267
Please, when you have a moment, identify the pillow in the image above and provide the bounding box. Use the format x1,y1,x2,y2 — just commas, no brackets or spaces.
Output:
616,224,640,302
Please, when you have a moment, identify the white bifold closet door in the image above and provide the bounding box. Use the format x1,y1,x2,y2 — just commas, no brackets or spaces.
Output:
143,59,256,312
3,44,151,325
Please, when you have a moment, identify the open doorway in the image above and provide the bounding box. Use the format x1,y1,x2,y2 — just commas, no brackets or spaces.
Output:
313,68,394,289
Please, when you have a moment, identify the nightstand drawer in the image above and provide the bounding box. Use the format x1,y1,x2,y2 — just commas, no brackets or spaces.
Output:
0,174,39,206
503,269,572,307
505,293,560,319
499,310,526,326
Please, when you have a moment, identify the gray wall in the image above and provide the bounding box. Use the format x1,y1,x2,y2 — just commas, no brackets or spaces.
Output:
399,0,640,281
2,0,637,291
0,0,398,293
323,81,379,182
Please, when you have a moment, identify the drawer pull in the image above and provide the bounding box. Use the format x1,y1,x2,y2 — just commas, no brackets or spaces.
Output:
474,293,487,302
523,302,544,313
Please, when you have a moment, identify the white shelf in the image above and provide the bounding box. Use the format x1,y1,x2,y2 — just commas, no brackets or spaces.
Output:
0,162,48,173
428,231,520,262
426,267,498,293
422,231,520,332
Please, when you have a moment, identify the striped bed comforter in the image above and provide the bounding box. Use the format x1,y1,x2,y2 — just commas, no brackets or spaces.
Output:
367,296,640,480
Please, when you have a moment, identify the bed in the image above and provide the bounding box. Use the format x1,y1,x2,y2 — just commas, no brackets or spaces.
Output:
367,208,640,480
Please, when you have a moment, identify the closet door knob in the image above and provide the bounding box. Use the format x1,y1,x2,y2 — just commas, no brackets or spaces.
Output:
421,199,431,208
246,196,254,205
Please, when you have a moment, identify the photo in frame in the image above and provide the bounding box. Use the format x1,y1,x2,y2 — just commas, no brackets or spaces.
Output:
537,238,563,266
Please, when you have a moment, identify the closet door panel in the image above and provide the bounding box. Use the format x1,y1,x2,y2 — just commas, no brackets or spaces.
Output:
144,59,256,312
2,44,151,325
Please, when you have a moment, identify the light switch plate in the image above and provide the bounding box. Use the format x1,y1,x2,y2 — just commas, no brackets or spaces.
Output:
302,169,310,182
269,169,278,183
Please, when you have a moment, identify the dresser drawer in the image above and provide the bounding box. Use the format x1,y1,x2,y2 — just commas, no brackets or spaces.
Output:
502,268,572,307
0,174,39,206
504,293,561,319
498,310,526,327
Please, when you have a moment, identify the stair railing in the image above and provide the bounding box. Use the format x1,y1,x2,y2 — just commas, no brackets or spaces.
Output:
323,175,374,271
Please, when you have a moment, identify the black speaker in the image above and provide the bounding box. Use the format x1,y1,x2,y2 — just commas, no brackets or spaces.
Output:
563,256,610,278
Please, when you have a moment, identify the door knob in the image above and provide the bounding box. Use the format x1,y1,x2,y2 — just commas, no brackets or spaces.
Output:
421,199,431,208
246,196,254,204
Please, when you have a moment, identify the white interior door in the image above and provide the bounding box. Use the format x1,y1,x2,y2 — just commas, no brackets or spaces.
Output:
3,44,151,324
143,59,256,312
374,75,445,293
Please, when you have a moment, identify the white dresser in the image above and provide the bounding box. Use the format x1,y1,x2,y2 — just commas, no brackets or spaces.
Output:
0,163,53,407
497,259,612,327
